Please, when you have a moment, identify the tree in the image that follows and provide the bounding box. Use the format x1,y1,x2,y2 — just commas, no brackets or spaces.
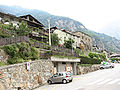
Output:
51,33,60,46
63,38,74,49
16,21,31,36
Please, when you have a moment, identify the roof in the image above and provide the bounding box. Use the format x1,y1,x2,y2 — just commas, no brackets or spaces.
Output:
61,29,80,38
73,31,92,38
0,12,44,27
0,12,19,19
19,14,44,27
51,56,80,62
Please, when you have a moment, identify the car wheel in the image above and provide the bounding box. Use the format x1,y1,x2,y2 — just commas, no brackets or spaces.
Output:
48,80,52,84
62,79,67,84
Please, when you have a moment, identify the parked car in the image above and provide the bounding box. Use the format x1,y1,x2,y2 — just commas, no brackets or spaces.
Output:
100,64,111,69
100,63,114,69
47,72,73,84
109,63,114,68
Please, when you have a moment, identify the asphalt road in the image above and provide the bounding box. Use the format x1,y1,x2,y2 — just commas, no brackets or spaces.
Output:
34,64,120,90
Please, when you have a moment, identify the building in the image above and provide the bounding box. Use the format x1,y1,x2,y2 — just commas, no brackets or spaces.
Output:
52,28,81,49
52,27,92,51
0,12,48,42
0,12,44,28
73,31,92,51
51,56,80,75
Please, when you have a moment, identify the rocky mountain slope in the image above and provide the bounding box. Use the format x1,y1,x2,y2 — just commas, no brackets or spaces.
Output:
0,5,120,52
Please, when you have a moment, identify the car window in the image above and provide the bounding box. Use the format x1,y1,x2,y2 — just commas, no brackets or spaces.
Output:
53,73,58,77
58,73,63,76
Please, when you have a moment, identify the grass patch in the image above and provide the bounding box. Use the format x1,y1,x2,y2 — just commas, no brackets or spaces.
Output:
52,55,79,59
0,62,5,67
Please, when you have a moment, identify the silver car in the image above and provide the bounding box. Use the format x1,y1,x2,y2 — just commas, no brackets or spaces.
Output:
47,72,73,84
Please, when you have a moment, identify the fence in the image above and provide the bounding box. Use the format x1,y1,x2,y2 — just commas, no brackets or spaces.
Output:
0,36,29,46
0,36,79,57
51,46,79,57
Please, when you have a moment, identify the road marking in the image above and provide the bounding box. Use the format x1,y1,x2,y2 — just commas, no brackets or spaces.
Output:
73,77,86,80
51,84,59,90
43,88,47,90
87,79,104,85
107,79,120,84
97,79,112,85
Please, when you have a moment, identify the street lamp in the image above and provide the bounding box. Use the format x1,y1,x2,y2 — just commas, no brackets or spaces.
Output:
48,19,51,46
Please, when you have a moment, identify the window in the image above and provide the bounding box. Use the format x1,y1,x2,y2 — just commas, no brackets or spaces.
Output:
82,36,84,39
10,17,14,21
62,62,66,64
0,14,4,18
59,73,63,76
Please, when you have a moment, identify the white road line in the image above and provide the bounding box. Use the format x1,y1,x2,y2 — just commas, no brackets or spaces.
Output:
97,79,112,85
87,79,104,85
107,79,120,84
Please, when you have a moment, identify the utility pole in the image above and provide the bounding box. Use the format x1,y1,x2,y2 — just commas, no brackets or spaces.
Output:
48,19,51,46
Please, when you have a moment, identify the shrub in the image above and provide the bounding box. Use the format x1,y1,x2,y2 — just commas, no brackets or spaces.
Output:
4,45,17,57
0,62,5,66
31,47,40,60
7,57,17,64
45,51,51,54
7,57,24,64
16,58,24,63
80,56,101,64
88,52,95,58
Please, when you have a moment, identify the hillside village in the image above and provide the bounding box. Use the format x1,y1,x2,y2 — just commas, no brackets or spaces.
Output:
0,11,116,89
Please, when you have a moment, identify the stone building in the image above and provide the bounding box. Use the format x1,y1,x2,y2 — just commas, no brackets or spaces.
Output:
73,31,92,51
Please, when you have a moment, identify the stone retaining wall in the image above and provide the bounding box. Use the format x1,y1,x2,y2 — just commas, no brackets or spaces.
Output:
0,60,54,90
77,65,100,75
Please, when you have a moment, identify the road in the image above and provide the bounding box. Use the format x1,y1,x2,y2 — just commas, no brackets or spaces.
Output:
34,64,120,90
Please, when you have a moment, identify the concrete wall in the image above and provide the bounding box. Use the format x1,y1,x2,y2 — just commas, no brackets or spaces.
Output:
77,65,100,75
0,60,54,90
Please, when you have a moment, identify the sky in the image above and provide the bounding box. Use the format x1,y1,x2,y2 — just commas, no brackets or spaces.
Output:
0,0,120,35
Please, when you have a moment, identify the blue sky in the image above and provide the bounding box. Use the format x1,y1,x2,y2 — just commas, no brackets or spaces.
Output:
1,0,120,36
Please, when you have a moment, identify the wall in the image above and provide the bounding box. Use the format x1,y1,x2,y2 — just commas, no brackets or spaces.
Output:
0,36,29,46
0,60,54,90
77,65,100,75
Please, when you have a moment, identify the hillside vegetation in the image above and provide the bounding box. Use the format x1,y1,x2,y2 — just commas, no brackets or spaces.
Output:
0,5,120,52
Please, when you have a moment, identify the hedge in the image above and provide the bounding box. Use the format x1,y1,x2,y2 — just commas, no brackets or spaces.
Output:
80,56,102,64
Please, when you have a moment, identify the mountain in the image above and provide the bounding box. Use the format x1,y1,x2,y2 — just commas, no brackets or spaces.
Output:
98,21,120,40
0,5,120,53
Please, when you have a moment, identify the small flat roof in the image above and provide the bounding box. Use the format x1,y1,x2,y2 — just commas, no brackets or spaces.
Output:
51,57,80,62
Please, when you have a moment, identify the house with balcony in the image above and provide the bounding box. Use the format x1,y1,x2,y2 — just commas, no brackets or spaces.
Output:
0,12,48,43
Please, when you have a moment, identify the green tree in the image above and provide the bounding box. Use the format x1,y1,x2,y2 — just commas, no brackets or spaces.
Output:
88,52,95,58
99,53,107,61
51,33,60,46
16,21,31,36
63,38,74,49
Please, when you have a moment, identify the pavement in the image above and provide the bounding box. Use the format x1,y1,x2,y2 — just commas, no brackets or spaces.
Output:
33,63,120,90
